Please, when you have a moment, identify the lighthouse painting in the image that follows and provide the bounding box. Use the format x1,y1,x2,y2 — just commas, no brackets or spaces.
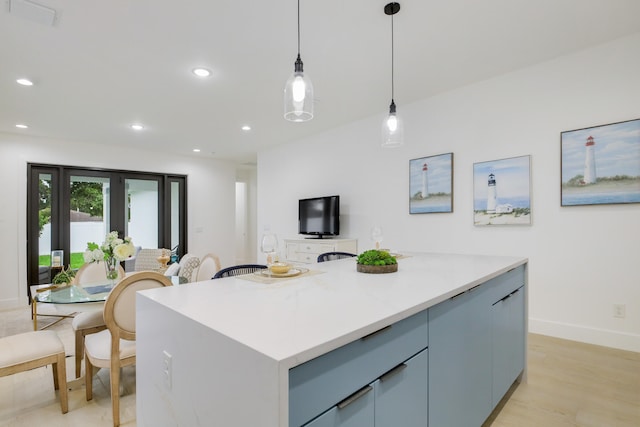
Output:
474,155,531,225
409,153,453,214
561,118,640,206
583,136,597,184
486,173,497,213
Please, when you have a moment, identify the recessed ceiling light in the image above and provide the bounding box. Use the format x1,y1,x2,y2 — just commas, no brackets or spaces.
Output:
192,68,211,77
16,78,33,86
16,124,29,129
130,124,144,131
241,125,251,131
193,148,201,153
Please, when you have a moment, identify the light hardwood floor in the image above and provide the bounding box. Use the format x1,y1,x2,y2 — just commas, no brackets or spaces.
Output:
1,306,638,426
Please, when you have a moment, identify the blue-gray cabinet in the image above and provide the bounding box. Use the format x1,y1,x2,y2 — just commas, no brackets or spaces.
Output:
428,283,493,427
303,349,428,427
492,285,525,406
374,349,428,427
428,266,526,427
302,384,375,427
289,311,429,427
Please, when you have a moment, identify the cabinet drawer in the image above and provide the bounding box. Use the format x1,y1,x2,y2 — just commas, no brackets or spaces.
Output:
298,243,335,254
484,265,525,303
289,310,428,427
294,252,320,263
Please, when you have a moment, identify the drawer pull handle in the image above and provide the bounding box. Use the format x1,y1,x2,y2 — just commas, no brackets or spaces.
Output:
450,290,466,300
379,363,407,382
361,325,392,341
452,283,482,300
495,288,522,305
468,283,482,293
337,385,373,409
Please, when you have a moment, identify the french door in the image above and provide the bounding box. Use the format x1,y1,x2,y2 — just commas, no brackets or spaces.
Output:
27,164,187,289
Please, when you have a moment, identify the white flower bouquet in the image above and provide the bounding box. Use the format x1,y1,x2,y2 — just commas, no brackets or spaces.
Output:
84,231,135,281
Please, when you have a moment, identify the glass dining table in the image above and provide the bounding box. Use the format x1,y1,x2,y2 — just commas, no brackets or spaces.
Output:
30,275,186,330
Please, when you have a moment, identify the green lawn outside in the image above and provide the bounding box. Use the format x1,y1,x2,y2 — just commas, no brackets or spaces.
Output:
39,252,85,269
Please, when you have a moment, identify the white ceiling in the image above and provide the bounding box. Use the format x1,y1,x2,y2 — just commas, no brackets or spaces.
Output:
2,0,640,165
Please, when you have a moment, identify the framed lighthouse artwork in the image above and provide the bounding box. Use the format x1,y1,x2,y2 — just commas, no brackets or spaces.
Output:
409,153,453,214
561,118,640,206
473,155,531,226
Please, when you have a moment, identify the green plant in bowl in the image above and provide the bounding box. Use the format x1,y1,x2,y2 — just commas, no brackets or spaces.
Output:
52,267,75,285
357,249,397,266
356,250,398,273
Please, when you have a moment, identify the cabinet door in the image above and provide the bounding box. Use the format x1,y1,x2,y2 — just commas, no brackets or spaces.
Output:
428,286,492,427
303,385,374,427
492,286,525,406
374,349,428,427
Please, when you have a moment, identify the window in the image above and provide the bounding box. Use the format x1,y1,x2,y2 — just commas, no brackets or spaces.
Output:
27,164,187,289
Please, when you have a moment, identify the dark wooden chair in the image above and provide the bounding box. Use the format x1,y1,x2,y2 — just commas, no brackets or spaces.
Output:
213,264,268,279
317,252,357,263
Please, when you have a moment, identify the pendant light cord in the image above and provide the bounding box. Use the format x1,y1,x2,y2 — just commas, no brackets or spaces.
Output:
391,8,395,102
297,0,301,56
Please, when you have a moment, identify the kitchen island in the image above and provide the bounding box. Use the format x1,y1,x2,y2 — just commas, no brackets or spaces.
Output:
136,252,527,427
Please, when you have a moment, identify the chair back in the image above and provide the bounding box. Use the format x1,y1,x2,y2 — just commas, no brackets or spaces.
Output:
195,253,221,282
75,261,125,284
133,248,165,272
317,252,357,263
103,271,172,341
213,264,267,279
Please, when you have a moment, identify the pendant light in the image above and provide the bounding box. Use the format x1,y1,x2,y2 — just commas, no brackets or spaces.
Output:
284,0,313,122
382,2,404,147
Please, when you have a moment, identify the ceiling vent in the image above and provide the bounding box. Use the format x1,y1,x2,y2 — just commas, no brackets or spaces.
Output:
9,0,56,26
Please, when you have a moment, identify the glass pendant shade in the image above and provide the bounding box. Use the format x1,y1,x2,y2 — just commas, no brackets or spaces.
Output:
382,100,404,147
284,56,314,122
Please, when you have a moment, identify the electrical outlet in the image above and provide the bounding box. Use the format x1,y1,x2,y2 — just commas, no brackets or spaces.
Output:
162,350,172,390
613,304,626,319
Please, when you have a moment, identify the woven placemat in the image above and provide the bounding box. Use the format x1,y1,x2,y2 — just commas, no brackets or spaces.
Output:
237,268,325,284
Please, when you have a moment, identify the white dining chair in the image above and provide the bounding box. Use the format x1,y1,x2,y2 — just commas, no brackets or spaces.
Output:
71,261,125,378
195,253,221,282
84,271,172,427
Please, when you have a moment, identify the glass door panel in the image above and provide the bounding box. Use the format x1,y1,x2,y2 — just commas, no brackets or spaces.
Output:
125,178,159,249
37,173,53,283
68,175,111,269
170,181,180,259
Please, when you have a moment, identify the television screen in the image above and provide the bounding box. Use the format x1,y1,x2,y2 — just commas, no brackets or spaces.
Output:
298,195,340,238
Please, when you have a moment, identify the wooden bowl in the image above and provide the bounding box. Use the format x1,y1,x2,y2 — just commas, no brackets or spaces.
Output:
356,264,398,274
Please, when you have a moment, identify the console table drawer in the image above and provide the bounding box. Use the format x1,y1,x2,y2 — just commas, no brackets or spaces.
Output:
289,310,429,427
298,243,335,254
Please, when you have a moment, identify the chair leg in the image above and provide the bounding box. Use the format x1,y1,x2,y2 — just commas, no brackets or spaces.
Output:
85,354,93,401
75,330,83,378
110,365,121,427
54,352,69,414
52,361,59,390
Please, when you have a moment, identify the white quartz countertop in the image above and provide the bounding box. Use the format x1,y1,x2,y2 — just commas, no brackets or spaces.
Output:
138,252,526,369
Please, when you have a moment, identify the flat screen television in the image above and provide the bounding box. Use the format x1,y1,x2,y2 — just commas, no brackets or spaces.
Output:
298,195,340,238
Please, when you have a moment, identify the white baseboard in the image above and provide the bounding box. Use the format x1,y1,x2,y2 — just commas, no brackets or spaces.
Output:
529,317,640,353
0,298,25,311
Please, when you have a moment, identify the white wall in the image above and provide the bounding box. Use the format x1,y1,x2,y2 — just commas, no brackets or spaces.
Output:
0,134,237,309
236,167,258,264
258,33,640,352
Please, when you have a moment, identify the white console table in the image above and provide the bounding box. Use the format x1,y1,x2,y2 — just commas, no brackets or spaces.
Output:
284,238,357,263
